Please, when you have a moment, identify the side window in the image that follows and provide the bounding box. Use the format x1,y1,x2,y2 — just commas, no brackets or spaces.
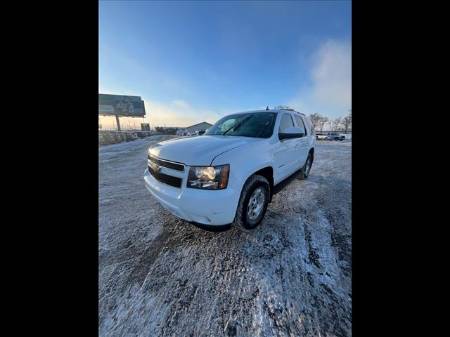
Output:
279,113,294,133
294,115,307,135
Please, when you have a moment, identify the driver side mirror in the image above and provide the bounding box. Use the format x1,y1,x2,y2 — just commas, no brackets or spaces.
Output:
279,127,305,140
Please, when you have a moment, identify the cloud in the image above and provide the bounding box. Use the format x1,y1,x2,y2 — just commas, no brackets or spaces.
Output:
289,39,351,118
142,99,223,127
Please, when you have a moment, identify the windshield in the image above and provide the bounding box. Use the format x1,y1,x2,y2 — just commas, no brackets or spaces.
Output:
205,112,276,138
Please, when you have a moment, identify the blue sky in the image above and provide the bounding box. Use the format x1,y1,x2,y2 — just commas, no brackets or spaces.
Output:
100,0,351,127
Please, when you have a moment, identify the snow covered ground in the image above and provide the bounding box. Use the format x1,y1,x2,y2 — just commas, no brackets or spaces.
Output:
99,136,352,337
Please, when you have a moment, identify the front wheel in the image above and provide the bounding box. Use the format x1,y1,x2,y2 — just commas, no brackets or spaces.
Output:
234,175,270,230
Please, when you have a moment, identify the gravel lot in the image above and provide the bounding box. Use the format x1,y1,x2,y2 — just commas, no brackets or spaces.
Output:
99,136,351,337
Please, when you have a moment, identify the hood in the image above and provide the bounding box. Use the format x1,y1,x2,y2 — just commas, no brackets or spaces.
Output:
148,135,258,166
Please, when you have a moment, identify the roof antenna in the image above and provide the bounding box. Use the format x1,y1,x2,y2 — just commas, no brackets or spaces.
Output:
266,106,269,110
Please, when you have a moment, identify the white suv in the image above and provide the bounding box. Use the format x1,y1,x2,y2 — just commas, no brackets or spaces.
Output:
144,109,315,229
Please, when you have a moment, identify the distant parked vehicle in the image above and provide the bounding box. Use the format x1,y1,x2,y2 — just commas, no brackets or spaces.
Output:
325,132,345,141
316,134,328,140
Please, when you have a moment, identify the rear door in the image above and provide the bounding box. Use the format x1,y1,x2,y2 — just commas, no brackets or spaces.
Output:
273,112,298,183
293,114,309,169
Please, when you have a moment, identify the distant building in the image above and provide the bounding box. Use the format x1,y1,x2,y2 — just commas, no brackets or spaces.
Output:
177,122,213,136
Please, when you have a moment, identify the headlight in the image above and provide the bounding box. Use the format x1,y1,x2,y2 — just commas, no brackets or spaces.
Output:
187,164,230,190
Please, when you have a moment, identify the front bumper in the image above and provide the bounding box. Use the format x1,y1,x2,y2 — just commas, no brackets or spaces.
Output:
144,168,238,226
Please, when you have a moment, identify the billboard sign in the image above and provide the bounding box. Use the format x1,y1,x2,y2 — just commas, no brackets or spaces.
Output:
99,94,146,117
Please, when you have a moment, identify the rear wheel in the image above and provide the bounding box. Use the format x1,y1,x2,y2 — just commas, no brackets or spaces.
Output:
298,152,313,180
234,175,270,230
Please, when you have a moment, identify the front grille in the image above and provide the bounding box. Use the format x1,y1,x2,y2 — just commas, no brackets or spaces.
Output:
148,155,184,171
148,165,182,188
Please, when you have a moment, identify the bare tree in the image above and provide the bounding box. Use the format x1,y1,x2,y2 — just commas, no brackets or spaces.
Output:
328,119,334,131
342,110,352,133
333,117,343,131
318,116,328,132
309,113,322,130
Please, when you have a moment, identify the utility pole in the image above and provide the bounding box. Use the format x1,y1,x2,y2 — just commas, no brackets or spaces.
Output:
115,114,121,131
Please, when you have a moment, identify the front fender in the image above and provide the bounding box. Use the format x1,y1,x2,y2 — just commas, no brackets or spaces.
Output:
211,141,273,212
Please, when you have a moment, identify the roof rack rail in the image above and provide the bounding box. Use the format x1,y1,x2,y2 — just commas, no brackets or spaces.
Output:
289,109,305,115
276,107,306,116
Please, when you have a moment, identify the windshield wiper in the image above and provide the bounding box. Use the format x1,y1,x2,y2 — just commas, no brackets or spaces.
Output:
222,115,252,136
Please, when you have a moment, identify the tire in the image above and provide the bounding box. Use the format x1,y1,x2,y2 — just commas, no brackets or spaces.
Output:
234,175,270,230
298,152,313,180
